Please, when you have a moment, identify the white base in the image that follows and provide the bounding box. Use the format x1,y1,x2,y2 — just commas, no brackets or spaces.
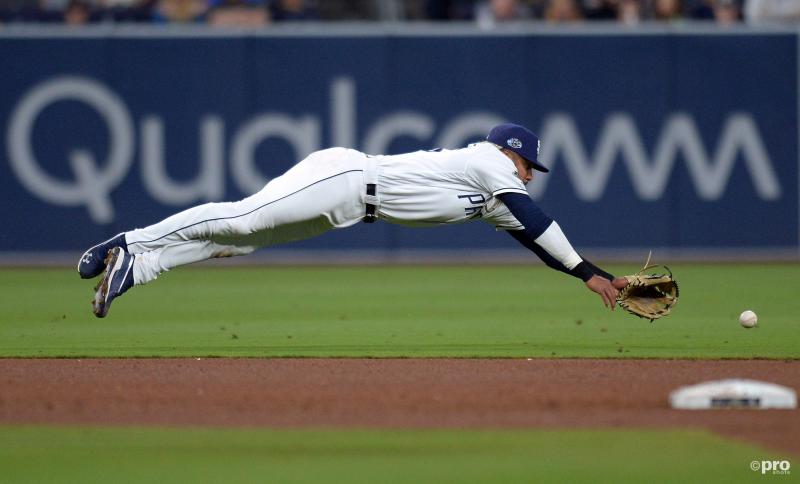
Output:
670,379,797,409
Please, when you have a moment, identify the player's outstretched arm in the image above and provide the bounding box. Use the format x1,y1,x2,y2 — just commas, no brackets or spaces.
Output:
498,192,625,310
508,230,626,309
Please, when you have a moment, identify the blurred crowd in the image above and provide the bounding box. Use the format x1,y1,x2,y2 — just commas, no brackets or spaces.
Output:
0,0,798,26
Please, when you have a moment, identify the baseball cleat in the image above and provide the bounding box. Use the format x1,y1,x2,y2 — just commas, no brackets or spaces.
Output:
92,247,134,318
77,233,127,279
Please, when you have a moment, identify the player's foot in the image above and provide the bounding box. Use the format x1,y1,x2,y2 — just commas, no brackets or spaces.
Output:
92,247,134,318
78,233,127,279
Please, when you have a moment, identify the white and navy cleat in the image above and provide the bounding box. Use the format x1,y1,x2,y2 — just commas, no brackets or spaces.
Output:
77,233,127,279
92,247,134,318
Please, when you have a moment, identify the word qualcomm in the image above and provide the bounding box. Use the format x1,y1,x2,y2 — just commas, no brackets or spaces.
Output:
6,76,781,224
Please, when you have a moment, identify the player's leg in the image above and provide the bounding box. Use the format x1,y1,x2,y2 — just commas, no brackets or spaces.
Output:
89,148,367,316
76,199,255,280
91,239,257,318
90,194,340,318
78,149,364,279
76,197,268,280
125,148,365,273
88,193,314,318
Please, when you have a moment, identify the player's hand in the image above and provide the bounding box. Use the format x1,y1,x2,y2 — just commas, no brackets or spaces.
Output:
585,275,622,310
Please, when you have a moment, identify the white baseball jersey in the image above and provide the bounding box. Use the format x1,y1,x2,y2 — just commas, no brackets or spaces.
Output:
374,142,525,230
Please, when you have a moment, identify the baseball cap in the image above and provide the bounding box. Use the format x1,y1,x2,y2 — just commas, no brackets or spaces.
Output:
486,123,549,173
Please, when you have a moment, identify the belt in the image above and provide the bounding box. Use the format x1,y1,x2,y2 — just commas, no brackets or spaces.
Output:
363,159,380,224
364,183,378,223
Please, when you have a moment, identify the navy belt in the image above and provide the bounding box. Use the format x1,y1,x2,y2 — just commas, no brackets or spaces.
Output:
364,183,378,223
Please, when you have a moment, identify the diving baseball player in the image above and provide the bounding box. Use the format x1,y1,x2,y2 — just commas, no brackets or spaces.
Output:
79,123,627,317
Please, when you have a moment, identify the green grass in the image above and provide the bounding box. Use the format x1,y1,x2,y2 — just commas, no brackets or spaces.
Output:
0,426,785,484
0,264,798,358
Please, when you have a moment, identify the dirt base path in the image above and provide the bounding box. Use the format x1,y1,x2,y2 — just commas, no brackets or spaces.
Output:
1,359,797,454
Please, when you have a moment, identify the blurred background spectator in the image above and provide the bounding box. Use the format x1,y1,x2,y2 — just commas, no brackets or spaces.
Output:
112,0,158,21
425,0,475,19
545,0,583,21
475,0,532,27
207,0,268,26
617,0,643,23
582,0,617,19
713,0,740,23
745,0,800,22
652,0,683,20
63,0,91,23
269,0,316,20
152,0,206,22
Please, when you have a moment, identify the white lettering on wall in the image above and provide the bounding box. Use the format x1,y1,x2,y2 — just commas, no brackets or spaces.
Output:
141,115,225,205
533,112,780,201
5,76,781,224
6,76,134,223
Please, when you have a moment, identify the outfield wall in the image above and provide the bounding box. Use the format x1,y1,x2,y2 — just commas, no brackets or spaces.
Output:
1,26,798,260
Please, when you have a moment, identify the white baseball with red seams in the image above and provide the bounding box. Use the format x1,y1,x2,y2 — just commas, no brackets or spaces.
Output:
739,310,758,328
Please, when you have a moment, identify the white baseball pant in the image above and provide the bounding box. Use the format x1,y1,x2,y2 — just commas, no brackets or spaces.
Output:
125,148,371,285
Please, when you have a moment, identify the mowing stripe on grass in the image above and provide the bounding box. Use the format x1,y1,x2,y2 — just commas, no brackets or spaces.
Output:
0,426,783,484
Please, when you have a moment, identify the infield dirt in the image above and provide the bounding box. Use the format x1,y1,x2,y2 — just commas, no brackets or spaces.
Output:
1,358,797,455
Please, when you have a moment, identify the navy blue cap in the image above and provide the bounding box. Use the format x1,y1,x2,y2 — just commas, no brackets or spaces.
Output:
486,123,549,173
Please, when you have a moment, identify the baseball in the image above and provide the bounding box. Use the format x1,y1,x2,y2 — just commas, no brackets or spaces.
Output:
739,310,758,329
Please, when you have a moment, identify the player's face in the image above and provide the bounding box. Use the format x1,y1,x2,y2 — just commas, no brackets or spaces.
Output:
508,151,534,185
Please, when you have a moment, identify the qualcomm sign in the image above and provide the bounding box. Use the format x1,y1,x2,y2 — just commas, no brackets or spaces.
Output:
6,75,781,224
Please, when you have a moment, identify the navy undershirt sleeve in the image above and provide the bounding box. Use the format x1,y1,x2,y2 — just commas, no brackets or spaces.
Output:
496,192,553,239
497,193,614,282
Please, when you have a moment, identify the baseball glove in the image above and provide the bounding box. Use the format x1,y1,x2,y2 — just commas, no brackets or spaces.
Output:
616,253,679,321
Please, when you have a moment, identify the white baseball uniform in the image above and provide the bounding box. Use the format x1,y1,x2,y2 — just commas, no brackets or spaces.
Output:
126,142,582,285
